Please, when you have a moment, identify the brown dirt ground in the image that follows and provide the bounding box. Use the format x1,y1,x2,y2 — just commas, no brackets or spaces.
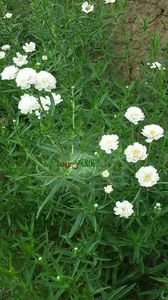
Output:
115,0,168,80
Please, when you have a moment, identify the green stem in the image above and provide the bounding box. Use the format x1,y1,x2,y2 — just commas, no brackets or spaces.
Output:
71,86,75,158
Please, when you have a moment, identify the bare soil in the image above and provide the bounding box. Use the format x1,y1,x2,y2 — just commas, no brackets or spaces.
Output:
116,0,168,79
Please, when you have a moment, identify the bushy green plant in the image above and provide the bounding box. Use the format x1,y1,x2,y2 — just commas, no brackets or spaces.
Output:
0,1,168,299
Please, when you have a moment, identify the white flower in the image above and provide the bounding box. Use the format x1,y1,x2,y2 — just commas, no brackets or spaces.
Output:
51,93,63,105
104,185,113,193
4,13,12,19
94,203,99,208
135,166,159,187
99,134,119,154
16,67,37,89
39,96,51,111
13,52,28,67
42,55,48,61
105,0,116,3
35,71,56,91
1,65,19,80
81,2,94,13
114,200,134,219
18,94,40,114
125,107,145,125
141,124,164,143
102,170,109,177
1,44,10,51
23,42,36,53
0,51,6,59
154,202,161,212
124,142,148,163
148,61,164,70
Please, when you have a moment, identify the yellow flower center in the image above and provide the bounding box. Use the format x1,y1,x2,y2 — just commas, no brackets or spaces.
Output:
86,5,91,10
106,140,113,147
149,130,156,137
144,173,152,182
132,149,140,157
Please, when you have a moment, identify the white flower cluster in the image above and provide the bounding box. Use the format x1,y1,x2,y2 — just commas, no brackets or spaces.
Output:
99,106,164,219
1,42,62,119
147,61,165,70
18,93,63,118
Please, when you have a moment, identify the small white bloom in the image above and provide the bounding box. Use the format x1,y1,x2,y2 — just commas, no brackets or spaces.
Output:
104,185,113,193
135,166,159,188
4,13,12,19
16,67,37,89
40,96,51,111
154,202,161,212
114,200,134,219
94,203,99,208
51,93,63,105
13,52,28,67
149,62,162,70
0,51,6,59
56,276,60,281
1,44,10,51
125,106,145,125
74,247,78,252
42,55,48,61
35,71,56,91
23,42,36,53
124,142,148,163
38,256,42,261
1,65,19,80
36,62,41,66
99,134,119,154
141,124,164,143
105,0,116,3
102,170,109,177
81,1,94,13
18,94,40,114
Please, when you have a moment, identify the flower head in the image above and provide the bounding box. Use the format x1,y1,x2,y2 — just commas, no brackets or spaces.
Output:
124,142,147,163
105,0,116,3
4,13,12,19
42,55,48,61
135,166,159,187
99,134,119,154
13,52,28,67
154,202,161,213
35,71,56,91
23,42,36,53
141,124,164,143
51,93,63,105
1,44,10,51
104,185,113,193
39,96,51,111
81,2,94,13
18,94,40,115
102,170,109,177
1,65,19,80
125,106,145,125
16,67,37,89
148,61,165,70
114,200,134,218
0,51,6,59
